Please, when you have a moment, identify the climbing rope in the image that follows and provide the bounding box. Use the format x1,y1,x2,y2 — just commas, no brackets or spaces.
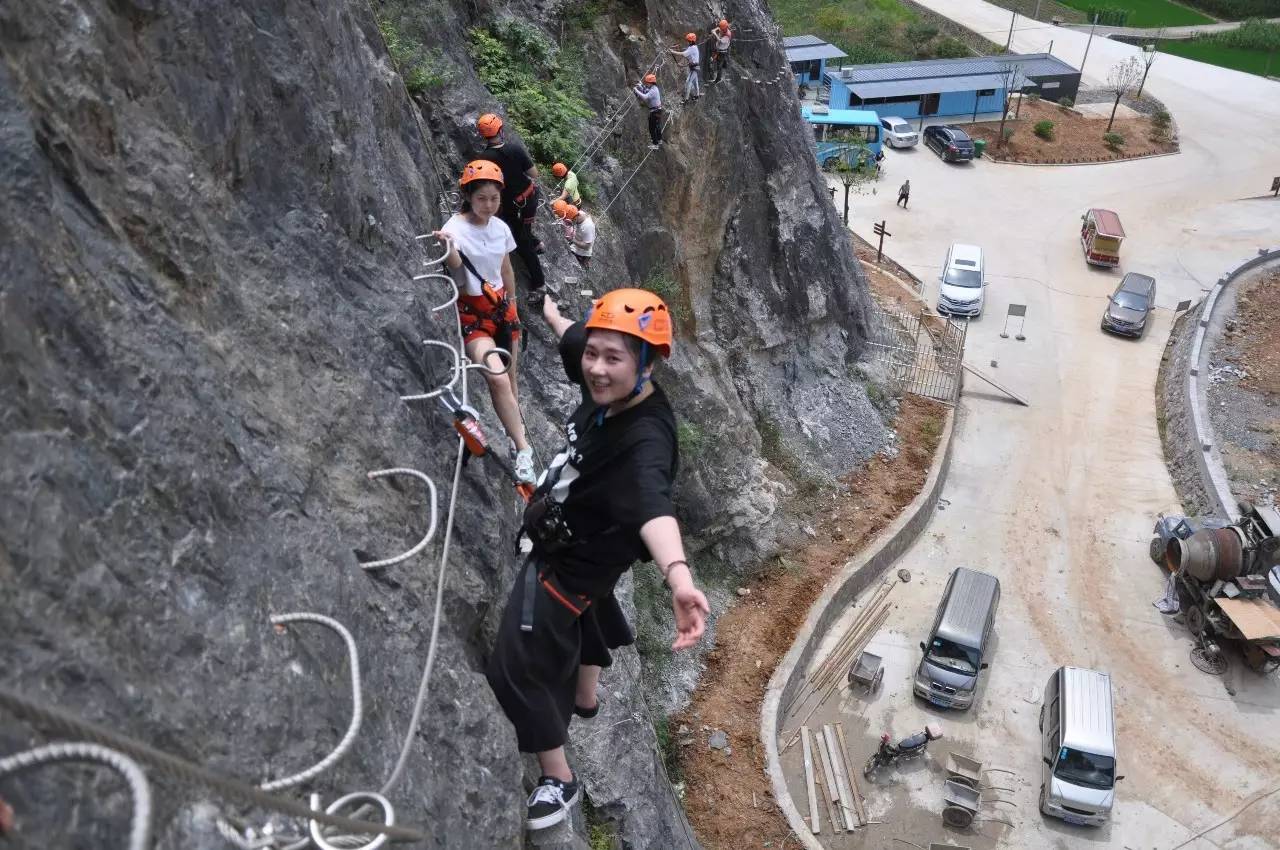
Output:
0,688,425,843
0,742,152,850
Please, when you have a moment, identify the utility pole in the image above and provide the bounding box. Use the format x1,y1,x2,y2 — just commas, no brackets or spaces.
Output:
1005,11,1017,51
1034,0,1042,19
1081,13,1099,76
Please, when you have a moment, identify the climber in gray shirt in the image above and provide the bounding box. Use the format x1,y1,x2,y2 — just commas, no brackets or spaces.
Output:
632,73,663,150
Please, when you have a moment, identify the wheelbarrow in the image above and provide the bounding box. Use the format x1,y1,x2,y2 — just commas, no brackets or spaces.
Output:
847,650,884,693
942,779,980,828
945,752,982,788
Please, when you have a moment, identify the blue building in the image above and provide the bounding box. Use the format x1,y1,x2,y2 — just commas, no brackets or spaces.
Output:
824,53,1081,121
783,35,848,85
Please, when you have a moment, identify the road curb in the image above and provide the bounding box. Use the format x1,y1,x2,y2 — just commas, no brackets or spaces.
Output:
1184,248,1280,520
982,148,1180,167
759,407,957,850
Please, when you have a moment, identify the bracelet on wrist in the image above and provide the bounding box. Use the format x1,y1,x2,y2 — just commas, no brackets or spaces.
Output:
662,559,689,588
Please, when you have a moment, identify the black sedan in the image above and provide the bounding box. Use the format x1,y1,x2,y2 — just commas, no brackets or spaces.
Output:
923,125,975,163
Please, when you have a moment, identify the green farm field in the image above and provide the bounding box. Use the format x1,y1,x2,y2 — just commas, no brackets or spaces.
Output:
1059,0,1216,26
1158,37,1278,74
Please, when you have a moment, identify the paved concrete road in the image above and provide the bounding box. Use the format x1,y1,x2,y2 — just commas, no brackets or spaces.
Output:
1059,17,1280,42
806,3,1280,847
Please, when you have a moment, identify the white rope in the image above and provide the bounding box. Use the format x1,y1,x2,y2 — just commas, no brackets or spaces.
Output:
259,614,365,791
356,469,440,570
0,742,152,850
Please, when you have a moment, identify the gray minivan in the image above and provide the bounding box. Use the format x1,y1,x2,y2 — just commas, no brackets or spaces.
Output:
913,567,1001,710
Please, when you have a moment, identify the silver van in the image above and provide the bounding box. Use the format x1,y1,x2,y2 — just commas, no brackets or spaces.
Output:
913,567,1000,710
1038,666,1122,826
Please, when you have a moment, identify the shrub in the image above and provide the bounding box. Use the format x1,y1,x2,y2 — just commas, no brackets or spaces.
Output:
932,36,972,59
379,16,454,94
642,268,689,323
676,421,707,456
1002,126,1016,142
1026,92,1041,102
1152,107,1172,128
1058,96,1074,108
1103,131,1125,149
905,22,939,44
468,22,593,167
1034,119,1055,140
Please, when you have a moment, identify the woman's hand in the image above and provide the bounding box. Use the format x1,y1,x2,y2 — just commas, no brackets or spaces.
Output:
431,230,461,269
670,583,710,651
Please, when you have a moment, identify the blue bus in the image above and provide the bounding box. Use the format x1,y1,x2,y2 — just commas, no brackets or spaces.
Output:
801,106,883,171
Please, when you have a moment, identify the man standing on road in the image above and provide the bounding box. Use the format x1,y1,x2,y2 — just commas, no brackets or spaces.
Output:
897,179,911,209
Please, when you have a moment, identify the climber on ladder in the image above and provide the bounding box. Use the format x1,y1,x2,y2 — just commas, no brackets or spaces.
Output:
670,32,702,103
486,288,710,832
475,113,547,297
707,19,732,83
550,163,581,207
432,160,538,486
632,73,663,150
561,205,595,271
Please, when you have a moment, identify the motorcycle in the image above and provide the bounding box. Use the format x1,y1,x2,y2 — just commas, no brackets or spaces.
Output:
863,724,943,777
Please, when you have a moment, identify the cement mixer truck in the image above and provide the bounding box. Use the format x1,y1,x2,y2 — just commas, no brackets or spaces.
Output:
1150,502,1280,674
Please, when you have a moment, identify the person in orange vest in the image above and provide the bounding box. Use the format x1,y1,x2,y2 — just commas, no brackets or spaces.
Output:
431,161,537,484
475,113,547,293
707,19,732,83
669,33,702,103
486,288,710,831
632,73,663,150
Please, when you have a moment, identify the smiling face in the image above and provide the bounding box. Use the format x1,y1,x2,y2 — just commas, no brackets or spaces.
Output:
582,329,649,406
464,181,502,222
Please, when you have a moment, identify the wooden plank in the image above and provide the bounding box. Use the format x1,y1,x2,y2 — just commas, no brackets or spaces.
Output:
812,730,841,832
835,722,867,826
1217,597,1280,640
824,723,858,832
801,727,820,834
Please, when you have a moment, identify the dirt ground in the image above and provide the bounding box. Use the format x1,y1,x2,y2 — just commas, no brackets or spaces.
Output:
1210,266,1280,508
967,97,1178,163
675,386,947,849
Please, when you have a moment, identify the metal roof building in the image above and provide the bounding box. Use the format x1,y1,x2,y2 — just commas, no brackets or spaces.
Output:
783,35,848,84
823,52,1081,121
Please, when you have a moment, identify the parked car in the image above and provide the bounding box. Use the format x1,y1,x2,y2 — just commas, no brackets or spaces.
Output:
936,243,986,317
913,567,1000,711
879,116,919,148
1100,273,1156,337
923,125,975,162
1038,666,1122,827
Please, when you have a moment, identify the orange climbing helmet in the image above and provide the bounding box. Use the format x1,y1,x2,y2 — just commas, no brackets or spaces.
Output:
552,162,569,178
718,19,730,31
551,199,569,217
585,288,673,358
477,113,504,138
643,73,658,84
563,204,580,220
685,32,697,43
459,160,505,188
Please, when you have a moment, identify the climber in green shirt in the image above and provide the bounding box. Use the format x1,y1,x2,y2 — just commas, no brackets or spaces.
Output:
551,162,581,207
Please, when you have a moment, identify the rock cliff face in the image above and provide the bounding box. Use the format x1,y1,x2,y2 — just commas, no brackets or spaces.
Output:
0,1,880,848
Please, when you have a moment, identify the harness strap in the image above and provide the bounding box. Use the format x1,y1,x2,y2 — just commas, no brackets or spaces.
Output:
520,557,538,633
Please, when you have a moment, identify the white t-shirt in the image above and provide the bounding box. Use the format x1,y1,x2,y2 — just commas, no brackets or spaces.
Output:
713,30,731,51
440,213,515,296
681,45,700,67
569,215,596,258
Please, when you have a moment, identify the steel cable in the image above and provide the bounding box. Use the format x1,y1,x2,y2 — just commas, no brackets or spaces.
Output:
0,741,152,850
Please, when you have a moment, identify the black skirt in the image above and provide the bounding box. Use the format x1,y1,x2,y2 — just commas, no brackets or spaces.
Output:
485,557,635,753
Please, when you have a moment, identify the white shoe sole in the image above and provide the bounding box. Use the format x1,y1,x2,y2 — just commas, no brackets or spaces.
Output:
525,787,580,831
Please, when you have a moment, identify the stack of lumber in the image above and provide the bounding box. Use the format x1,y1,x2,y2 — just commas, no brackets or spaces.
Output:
799,722,867,832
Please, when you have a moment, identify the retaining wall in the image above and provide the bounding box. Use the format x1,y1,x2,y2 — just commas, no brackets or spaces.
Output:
760,408,957,849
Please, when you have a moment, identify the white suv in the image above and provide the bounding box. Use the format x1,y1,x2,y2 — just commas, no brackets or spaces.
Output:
879,116,919,148
937,243,985,318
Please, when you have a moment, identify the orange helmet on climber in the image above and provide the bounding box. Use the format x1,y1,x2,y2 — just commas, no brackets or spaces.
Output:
477,112,504,138
685,32,697,43
562,204,579,220
643,73,658,85
585,288,673,358
718,19,730,31
551,162,569,178
459,159,505,187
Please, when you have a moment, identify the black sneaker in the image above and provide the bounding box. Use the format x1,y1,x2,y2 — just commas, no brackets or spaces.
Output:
526,774,580,830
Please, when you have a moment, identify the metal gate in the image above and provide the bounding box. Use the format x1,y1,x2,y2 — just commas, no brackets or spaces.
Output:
863,304,967,404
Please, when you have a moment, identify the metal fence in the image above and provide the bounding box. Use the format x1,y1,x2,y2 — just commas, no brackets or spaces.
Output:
864,304,967,405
